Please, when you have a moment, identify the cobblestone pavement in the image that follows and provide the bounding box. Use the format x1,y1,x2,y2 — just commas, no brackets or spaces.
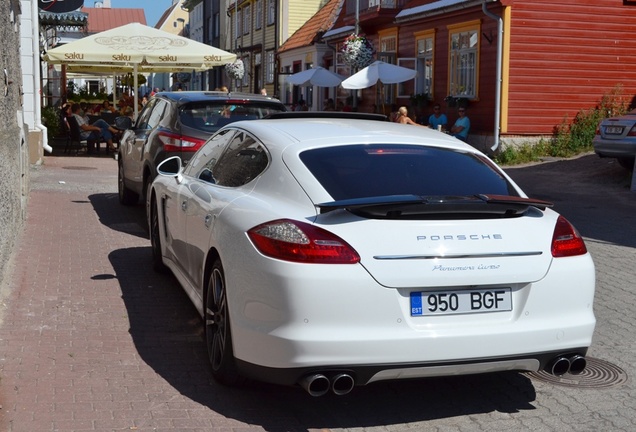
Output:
0,152,635,431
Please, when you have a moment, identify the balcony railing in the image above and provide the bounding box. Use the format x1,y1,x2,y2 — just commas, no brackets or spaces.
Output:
344,0,407,27
345,0,406,15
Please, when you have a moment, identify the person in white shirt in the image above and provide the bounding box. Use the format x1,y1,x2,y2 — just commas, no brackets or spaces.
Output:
71,103,118,155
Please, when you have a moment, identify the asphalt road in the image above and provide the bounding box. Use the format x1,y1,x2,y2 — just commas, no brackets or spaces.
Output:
0,152,635,431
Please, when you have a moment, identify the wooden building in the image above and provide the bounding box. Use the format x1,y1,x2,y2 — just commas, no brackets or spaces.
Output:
316,0,636,150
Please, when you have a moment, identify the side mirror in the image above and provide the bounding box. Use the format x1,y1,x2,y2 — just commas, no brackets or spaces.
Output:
114,116,133,131
157,156,183,177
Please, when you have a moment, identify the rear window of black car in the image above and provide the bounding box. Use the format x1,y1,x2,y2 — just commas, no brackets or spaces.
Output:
180,101,285,133
300,144,518,200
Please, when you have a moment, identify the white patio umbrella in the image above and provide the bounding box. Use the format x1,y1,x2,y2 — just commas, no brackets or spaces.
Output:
287,67,345,87
43,22,237,117
341,60,417,89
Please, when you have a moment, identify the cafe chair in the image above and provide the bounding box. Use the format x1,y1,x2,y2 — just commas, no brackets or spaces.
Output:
66,116,97,155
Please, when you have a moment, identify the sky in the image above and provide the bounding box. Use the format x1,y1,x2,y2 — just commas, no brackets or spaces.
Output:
106,0,176,28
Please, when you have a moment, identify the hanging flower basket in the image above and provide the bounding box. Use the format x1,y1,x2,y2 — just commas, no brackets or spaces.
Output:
225,59,245,80
340,34,375,69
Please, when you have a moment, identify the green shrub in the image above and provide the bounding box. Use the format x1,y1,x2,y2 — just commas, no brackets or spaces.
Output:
494,84,629,165
41,106,61,140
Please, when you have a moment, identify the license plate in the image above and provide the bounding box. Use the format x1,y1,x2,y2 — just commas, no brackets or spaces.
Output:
410,288,512,316
605,126,624,135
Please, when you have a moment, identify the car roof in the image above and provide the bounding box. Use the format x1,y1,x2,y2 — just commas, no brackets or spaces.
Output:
154,91,284,105
229,113,475,153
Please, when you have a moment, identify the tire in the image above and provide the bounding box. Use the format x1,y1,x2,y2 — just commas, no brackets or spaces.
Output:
617,157,635,171
149,194,169,274
118,161,139,205
205,259,242,386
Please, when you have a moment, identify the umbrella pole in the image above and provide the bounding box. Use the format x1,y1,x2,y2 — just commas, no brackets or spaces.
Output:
381,83,385,117
134,64,139,119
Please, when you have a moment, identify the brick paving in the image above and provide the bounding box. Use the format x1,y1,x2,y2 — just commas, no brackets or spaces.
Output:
0,152,635,431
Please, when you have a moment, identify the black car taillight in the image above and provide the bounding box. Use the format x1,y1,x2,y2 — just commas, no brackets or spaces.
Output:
158,130,206,152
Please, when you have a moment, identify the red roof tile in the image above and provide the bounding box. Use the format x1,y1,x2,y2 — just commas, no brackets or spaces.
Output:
80,6,147,33
278,0,344,53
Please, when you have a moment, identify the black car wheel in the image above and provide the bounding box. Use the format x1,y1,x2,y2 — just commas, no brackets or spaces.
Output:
205,259,241,385
617,157,635,171
149,194,168,274
118,161,139,205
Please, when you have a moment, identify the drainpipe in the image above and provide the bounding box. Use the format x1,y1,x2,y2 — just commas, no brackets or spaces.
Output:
482,1,502,152
33,0,52,154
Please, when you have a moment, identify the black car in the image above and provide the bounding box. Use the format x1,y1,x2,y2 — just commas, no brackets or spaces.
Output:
117,91,287,205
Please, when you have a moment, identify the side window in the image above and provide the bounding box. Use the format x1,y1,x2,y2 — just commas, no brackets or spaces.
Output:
184,129,237,183
135,98,156,129
213,132,268,187
147,99,168,129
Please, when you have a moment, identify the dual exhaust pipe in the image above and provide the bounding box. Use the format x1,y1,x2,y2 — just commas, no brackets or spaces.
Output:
547,354,587,376
299,372,355,397
300,354,587,395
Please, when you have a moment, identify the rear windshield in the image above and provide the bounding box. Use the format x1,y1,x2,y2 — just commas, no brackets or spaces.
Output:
299,144,518,200
179,101,285,133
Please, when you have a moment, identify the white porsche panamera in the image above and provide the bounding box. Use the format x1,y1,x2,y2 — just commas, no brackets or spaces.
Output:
148,112,595,396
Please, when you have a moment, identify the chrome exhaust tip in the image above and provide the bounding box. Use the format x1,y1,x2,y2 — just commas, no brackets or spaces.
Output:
330,373,355,396
549,356,571,376
298,373,330,397
568,355,586,375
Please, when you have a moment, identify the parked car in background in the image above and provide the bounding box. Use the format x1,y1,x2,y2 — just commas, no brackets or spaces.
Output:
117,91,286,205
593,109,636,170
148,112,596,396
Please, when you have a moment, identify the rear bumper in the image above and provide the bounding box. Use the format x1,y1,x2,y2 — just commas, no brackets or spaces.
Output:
593,136,636,158
236,348,590,386
226,251,596,385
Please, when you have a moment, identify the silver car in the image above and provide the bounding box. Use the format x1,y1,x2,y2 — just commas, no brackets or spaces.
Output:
593,110,636,170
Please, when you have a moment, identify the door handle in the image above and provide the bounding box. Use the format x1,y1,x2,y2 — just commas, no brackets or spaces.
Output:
204,213,213,228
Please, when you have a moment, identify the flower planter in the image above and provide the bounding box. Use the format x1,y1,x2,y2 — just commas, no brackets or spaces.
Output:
341,34,375,69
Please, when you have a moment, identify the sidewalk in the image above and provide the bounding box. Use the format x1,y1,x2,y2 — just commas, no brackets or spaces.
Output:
1,153,636,432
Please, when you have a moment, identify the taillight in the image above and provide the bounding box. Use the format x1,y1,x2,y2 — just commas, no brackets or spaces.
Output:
551,215,587,257
628,126,636,137
247,219,360,264
158,130,206,152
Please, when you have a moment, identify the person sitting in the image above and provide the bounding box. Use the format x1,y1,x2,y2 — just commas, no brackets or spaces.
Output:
450,107,471,142
71,103,118,155
427,103,448,131
100,100,116,114
122,106,135,121
396,106,425,126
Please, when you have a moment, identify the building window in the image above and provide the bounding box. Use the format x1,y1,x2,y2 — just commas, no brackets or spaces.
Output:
214,13,220,38
266,50,275,84
243,4,250,35
267,0,275,25
242,55,250,87
255,0,262,30
235,9,242,39
378,30,398,104
415,31,434,98
448,21,479,99
379,35,396,52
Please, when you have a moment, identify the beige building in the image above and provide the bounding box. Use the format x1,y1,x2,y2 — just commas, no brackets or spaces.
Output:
226,0,330,99
151,0,190,91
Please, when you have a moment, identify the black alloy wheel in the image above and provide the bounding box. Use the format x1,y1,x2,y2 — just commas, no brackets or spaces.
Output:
149,195,168,274
118,161,139,205
205,259,241,385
